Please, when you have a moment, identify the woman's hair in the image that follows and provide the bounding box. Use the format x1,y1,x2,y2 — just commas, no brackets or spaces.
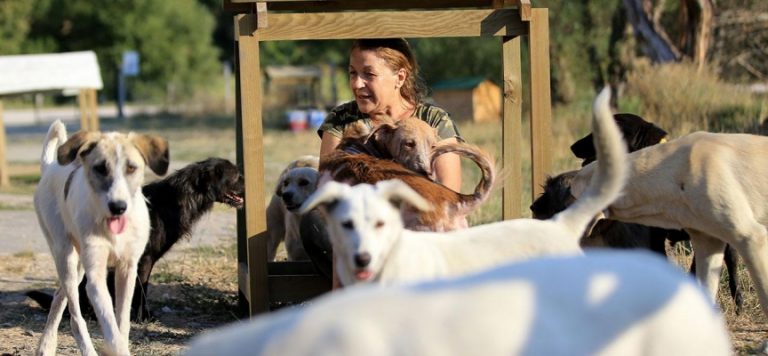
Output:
351,38,427,105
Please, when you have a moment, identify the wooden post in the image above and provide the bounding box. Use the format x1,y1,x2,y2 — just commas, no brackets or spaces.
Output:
528,8,552,201
88,89,99,131
0,100,8,187
78,89,89,131
235,13,269,315
502,36,523,219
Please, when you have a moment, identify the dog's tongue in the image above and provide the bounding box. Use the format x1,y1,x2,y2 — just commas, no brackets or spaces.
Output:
107,216,127,235
355,270,372,281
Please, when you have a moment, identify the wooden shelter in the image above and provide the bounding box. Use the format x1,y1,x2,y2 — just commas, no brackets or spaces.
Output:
0,51,103,188
432,77,502,123
224,0,553,316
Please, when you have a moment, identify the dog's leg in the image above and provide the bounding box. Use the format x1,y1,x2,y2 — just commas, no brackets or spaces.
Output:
723,245,744,313
39,246,97,356
133,254,155,322
730,223,768,319
688,230,726,302
114,259,139,346
83,245,128,355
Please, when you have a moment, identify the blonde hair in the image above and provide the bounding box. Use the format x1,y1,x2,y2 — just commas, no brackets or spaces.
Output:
351,38,426,105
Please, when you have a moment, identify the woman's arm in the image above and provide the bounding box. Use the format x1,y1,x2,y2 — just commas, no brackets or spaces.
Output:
319,132,341,162
433,137,462,192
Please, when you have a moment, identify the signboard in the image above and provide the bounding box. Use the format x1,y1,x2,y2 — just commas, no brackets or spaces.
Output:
122,51,140,76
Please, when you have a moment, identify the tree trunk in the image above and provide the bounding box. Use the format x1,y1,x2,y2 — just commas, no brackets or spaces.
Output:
623,0,680,63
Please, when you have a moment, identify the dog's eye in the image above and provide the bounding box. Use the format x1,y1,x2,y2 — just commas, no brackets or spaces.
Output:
282,180,289,187
375,220,384,229
298,179,309,187
341,220,354,229
126,164,137,175
93,162,108,176
405,140,416,149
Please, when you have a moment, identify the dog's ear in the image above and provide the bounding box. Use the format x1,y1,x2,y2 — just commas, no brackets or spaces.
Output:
132,134,170,176
368,123,397,159
300,181,347,214
375,179,432,212
57,131,101,165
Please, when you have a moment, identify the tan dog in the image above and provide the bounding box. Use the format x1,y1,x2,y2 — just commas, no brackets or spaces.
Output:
570,129,768,321
266,155,320,261
321,118,494,231
34,120,169,355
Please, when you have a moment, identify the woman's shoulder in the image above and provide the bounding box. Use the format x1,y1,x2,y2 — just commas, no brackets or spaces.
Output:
327,101,364,123
414,102,452,125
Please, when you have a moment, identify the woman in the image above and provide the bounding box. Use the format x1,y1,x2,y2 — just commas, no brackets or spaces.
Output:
317,38,463,192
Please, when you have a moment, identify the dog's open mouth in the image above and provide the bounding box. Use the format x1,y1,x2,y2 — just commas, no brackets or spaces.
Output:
284,203,301,212
106,216,127,235
354,269,373,281
224,192,244,208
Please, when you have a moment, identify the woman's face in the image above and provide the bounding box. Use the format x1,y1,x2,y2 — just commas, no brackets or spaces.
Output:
348,48,406,115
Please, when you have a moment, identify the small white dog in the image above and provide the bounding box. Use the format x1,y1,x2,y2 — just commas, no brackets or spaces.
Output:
34,120,169,356
266,155,319,261
185,251,732,356
301,88,627,286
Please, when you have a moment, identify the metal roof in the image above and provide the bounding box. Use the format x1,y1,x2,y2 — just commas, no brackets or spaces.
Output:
0,51,103,96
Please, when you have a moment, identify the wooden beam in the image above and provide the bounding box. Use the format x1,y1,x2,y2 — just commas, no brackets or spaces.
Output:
528,8,552,202
241,9,527,41
235,14,270,315
88,89,99,131
229,0,523,12
0,100,8,188
502,36,523,219
515,0,531,21
78,89,89,131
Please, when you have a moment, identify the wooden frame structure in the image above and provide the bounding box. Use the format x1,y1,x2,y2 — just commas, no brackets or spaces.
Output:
226,0,552,315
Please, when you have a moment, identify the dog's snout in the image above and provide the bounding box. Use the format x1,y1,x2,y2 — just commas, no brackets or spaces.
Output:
282,191,294,201
354,252,371,268
108,201,127,215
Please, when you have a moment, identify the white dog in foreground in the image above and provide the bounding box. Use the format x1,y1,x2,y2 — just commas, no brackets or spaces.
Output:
300,87,627,286
185,251,732,356
34,121,169,355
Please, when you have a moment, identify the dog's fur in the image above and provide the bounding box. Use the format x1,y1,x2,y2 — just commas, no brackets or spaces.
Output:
34,120,169,355
320,142,494,231
568,128,768,319
531,113,744,311
266,156,320,261
302,88,627,286
185,251,732,356
28,158,245,322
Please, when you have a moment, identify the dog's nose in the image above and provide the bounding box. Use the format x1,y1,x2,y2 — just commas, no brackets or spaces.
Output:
354,252,371,268
282,191,294,201
108,201,127,215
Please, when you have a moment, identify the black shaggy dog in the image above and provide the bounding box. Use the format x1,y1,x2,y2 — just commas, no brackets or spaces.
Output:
530,113,744,311
28,157,244,321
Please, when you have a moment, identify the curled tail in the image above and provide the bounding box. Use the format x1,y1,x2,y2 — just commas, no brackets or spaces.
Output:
40,120,67,173
554,87,628,236
430,142,496,215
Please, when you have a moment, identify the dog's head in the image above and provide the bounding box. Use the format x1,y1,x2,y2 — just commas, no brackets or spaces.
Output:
196,158,244,209
369,117,438,177
571,113,667,166
530,170,578,220
300,179,432,286
277,166,319,212
57,130,169,234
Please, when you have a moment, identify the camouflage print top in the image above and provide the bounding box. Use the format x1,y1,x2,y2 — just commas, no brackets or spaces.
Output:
317,101,462,141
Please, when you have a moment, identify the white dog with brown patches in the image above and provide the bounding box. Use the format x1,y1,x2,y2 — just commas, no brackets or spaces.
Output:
301,88,627,286
34,120,169,356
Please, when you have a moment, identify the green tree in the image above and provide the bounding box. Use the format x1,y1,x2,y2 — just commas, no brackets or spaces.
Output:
25,0,220,102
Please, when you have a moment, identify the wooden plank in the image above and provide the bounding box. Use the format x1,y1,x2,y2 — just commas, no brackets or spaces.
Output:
256,2,268,29
528,8,552,202
268,261,321,275
502,36,522,220
88,89,99,131
515,0,531,21
78,89,89,131
222,0,254,13
242,9,527,41
268,275,330,303
236,14,270,316
230,0,511,12
0,100,8,187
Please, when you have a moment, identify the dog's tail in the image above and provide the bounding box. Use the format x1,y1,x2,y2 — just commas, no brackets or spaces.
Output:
40,120,67,173
430,141,496,214
26,290,54,311
553,87,627,236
